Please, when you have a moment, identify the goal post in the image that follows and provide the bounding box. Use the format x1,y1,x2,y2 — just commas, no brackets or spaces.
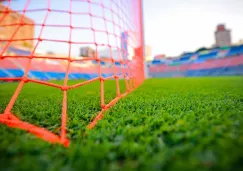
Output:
0,0,145,146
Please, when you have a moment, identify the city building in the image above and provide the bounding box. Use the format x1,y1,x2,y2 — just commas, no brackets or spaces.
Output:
0,3,35,49
79,47,95,57
214,24,231,47
98,48,120,59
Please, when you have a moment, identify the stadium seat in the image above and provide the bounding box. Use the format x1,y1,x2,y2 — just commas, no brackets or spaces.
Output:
29,70,49,80
197,51,218,60
0,69,9,78
7,69,24,77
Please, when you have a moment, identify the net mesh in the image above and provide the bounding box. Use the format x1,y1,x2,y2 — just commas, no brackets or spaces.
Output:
0,0,144,146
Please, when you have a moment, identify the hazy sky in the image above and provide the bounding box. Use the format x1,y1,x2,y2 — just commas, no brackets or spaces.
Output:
4,0,243,57
144,0,243,56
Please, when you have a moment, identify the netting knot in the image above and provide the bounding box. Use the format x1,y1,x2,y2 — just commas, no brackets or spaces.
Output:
100,77,104,82
28,55,34,59
101,105,107,109
4,9,9,14
61,86,68,91
22,77,29,83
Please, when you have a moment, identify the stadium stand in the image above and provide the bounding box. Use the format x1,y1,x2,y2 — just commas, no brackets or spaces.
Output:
0,47,125,81
1,44,242,80
149,45,243,77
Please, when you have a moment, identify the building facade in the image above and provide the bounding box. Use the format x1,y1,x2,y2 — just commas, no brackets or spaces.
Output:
0,4,34,49
79,47,96,57
98,48,120,59
215,24,231,47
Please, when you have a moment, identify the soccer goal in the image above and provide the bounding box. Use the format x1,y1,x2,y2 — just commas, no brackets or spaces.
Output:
0,0,145,146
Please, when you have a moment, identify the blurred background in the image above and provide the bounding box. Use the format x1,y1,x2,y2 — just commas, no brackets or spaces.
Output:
0,0,142,82
0,0,243,80
145,0,243,78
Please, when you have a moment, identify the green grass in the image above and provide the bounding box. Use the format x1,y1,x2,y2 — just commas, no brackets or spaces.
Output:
0,77,243,171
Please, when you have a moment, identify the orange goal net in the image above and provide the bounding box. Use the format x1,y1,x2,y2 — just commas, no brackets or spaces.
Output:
0,0,144,146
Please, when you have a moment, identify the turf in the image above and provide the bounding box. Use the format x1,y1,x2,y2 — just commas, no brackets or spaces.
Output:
0,77,243,171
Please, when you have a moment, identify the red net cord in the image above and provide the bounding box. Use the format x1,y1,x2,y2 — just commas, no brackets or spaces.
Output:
0,0,144,147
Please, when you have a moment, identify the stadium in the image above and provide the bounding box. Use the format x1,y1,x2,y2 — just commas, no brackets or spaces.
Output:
149,45,243,77
0,0,243,170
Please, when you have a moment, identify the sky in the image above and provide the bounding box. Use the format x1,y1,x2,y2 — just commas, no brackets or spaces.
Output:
5,0,134,57
144,0,243,56
3,0,243,58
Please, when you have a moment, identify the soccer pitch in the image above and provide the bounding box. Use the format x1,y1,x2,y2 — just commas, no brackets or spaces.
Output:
0,77,243,170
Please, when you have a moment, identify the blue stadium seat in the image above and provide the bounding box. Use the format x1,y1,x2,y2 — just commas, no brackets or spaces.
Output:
152,60,164,65
45,72,65,80
115,61,121,66
71,73,84,79
84,73,98,79
226,45,243,57
101,61,106,65
68,73,76,80
184,65,243,77
197,51,217,60
29,70,49,80
102,73,113,78
239,45,243,54
194,59,205,63
7,69,24,77
0,69,9,78
57,73,66,80
179,55,191,62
